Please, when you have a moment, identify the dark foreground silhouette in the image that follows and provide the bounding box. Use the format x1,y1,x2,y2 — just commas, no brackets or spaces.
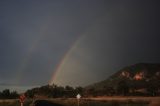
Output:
34,100,64,106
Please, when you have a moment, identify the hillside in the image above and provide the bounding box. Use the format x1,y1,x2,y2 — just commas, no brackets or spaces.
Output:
24,63,160,98
85,63,160,96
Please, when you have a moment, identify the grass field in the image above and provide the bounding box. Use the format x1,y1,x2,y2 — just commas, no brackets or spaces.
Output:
0,99,32,106
0,97,159,106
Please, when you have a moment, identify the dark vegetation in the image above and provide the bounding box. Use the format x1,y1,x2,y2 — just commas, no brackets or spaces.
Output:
25,85,83,98
0,89,19,99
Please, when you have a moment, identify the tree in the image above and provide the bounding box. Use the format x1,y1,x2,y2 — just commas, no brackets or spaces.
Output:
104,86,115,96
117,80,129,96
75,86,83,95
25,89,34,98
0,89,19,99
10,91,19,99
64,86,74,97
146,80,159,96
2,89,10,98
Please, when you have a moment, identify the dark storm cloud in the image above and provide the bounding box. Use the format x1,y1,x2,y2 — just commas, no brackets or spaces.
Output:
0,0,160,89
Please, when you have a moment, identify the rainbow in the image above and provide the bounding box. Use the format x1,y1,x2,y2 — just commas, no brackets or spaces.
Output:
48,35,86,85
14,28,86,86
13,13,99,86
48,16,100,85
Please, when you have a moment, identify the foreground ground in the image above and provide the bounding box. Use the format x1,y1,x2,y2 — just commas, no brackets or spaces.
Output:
87,96,160,106
0,96,160,106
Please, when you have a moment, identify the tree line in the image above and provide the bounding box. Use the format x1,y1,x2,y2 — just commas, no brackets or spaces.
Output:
0,89,19,99
25,84,83,98
84,80,160,97
25,82,160,98
0,81,159,99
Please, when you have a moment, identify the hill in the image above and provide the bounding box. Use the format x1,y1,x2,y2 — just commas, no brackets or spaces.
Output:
85,63,160,96
24,63,160,98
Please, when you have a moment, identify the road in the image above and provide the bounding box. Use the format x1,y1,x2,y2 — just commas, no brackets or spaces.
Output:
33,100,64,106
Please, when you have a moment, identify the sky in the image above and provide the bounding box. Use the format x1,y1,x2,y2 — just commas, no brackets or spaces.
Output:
0,0,160,92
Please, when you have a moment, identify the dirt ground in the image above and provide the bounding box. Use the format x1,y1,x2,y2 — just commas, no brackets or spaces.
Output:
0,97,160,106
84,96,160,106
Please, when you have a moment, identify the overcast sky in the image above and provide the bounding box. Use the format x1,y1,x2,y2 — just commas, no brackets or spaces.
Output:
0,0,160,92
